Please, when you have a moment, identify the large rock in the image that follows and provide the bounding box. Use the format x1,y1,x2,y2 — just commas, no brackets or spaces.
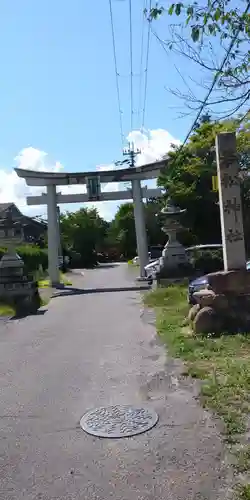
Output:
188,304,200,323
193,306,221,335
206,269,250,294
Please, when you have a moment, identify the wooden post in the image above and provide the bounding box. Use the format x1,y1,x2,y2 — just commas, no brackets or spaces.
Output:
215,132,246,271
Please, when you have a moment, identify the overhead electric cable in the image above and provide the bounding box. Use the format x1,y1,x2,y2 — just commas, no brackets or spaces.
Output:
108,0,124,146
129,0,134,131
141,0,152,131
138,0,147,127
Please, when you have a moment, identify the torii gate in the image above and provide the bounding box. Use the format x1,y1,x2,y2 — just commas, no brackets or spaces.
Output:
15,159,164,285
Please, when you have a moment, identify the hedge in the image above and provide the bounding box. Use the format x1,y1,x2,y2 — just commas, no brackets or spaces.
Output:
0,245,48,277
190,249,223,275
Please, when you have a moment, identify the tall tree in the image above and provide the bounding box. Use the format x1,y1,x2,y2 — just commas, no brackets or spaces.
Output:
109,203,136,259
158,115,250,246
145,198,166,247
108,199,166,259
60,208,108,267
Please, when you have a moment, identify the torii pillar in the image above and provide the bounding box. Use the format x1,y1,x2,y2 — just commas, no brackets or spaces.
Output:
132,179,148,279
47,185,60,286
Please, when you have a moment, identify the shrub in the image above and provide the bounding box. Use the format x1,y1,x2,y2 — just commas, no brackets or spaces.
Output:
0,245,48,277
191,249,223,274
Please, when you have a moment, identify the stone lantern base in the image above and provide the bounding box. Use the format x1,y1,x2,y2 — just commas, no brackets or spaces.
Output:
188,269,250,335
0,252,41,317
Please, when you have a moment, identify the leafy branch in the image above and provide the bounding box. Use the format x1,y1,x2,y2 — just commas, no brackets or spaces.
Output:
149,1,250,116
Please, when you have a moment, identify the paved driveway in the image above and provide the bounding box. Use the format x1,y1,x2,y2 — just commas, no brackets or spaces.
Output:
0,263,232,499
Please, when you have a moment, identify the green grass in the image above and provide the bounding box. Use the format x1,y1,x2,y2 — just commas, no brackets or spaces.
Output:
127,259,139,267
38,272,72,288
235,485,250,500
0,303,15,316
144,285,250,497
38,279,51,289
234,446,250,473
0,293,49,317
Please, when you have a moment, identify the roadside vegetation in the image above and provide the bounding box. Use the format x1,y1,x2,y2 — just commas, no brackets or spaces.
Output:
0,294,50,317
144,284,250,499
38,272,72,288
0,303,15,317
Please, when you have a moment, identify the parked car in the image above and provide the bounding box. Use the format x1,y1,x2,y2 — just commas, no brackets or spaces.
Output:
133,252,153,266
188,260,250,304
144,259,161,280
58,255,69,271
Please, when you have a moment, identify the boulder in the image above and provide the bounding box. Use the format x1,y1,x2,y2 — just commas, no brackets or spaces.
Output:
193,306,220,335
213,293,229,311
188,304,200,323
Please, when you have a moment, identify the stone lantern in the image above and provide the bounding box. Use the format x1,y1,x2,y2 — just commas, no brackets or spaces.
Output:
157,199,189,279
0,214,40,316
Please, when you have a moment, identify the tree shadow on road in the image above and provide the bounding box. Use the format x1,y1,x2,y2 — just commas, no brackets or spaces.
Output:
52,285,151,298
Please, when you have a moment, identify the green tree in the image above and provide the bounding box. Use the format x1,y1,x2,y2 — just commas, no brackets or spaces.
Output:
109,203,136,259
60,208,108,267
108,198,166,259
158,115,250,246
144,197,166,247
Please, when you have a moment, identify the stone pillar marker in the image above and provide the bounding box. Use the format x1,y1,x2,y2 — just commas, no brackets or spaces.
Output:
215,131,246,271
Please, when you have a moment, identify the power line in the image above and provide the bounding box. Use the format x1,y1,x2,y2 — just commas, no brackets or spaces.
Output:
138,0,147,128
141,0,152,131
151,28,195,101
129,0,134,131
108,0,124,146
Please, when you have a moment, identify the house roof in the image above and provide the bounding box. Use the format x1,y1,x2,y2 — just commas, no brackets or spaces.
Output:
0,203,14,214
0,203,47,229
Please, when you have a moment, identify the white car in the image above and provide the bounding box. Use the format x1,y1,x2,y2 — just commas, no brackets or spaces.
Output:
132,256,139,265
144,259,161,279
133,252,153,266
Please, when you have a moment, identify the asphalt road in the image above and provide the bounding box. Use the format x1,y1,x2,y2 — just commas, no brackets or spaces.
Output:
0,263,232,499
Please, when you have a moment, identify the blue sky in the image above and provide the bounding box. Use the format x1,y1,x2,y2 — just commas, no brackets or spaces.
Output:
0,0,231,219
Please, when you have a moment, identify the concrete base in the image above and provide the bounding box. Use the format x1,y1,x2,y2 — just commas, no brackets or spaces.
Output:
135,276,150,283
52,282,65,289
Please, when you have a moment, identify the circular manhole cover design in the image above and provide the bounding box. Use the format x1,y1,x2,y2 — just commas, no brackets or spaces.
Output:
80,405,158,438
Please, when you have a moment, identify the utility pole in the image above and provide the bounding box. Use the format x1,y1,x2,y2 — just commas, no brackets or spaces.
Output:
122,142,141,168
122,143,149,279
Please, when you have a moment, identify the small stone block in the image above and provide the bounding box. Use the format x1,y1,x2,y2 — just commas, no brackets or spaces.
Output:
193,289,215,307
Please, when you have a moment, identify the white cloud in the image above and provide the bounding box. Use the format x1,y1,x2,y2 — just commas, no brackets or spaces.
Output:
0,129,179,220
128,128,180,166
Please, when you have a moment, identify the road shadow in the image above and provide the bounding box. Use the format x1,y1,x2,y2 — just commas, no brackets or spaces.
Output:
10,308,48,320
96,263,119,269
52,285,151,298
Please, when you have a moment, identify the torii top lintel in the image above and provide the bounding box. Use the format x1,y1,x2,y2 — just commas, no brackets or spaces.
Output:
15,159,166,187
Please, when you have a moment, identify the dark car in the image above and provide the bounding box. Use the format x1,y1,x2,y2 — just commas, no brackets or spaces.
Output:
188,261,250,304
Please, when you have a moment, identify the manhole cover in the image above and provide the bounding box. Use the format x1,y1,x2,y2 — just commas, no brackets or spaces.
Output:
80,405,158,438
